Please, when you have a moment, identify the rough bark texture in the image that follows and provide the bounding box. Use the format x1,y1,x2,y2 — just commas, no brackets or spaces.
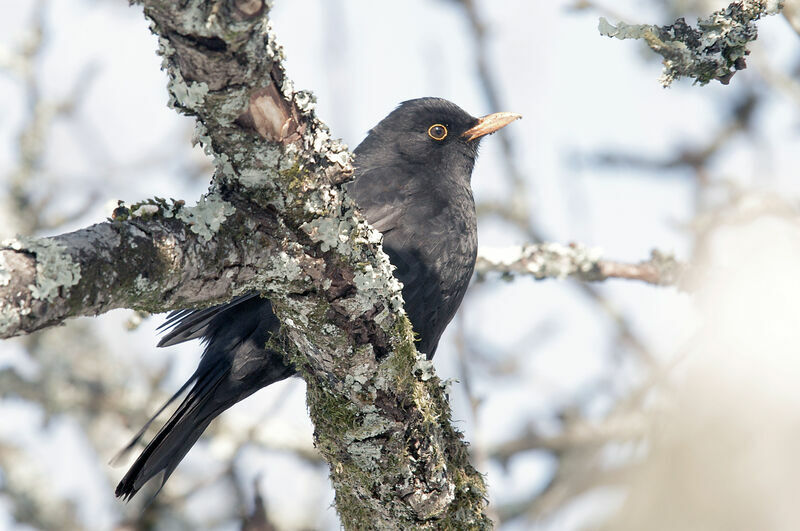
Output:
1,0,490,528
0,199,301,337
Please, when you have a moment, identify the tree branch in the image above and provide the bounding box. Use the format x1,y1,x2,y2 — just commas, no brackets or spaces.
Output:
1,1,491,527
599,0,783,86
476,245,685,287
0,200,309,338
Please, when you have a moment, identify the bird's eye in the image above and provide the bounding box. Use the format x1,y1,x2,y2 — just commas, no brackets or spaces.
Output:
427,124,448,141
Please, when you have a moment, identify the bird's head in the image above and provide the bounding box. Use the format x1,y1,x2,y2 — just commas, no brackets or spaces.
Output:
353,97,521,184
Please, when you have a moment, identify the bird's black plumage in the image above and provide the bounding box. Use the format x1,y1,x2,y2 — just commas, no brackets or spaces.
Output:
115,97,519,500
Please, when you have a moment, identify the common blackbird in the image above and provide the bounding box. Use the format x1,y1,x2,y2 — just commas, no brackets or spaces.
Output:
115,97,520,500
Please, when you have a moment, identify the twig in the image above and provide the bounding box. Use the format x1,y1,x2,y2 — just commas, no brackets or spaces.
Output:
476,245,685,287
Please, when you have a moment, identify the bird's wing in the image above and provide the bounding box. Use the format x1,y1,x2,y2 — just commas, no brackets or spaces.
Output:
157,292,260,347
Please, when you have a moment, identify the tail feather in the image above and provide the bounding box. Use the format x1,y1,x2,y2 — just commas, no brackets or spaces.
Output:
115,362,228,500
157,293,259,348
115,294,295,501
110,375,198,467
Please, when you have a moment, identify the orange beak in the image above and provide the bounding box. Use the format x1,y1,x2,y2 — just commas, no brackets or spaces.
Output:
462,111,522,141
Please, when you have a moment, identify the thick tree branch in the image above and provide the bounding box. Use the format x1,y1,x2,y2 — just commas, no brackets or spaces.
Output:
0,200,310,338
1,1,491,527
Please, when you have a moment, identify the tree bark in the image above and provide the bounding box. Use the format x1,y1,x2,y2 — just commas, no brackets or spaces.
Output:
0,1,492,528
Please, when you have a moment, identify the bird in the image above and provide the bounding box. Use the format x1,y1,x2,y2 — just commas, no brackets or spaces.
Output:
114,97,521,501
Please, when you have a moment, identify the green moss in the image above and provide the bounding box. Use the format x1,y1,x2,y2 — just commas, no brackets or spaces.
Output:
385,316,420,391
445,466,491,529
278,161,306,186
334,482,374,530
306,378,357,437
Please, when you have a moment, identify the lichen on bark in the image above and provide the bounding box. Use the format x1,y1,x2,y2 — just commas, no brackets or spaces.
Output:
132,0,491,527
599,0,784,86
0,0,490,526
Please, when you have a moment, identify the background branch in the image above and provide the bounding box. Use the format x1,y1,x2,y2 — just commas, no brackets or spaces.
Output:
476,245,685,286
599,0,783,86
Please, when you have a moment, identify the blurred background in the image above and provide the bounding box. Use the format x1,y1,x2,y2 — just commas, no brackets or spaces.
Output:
1,0,799,529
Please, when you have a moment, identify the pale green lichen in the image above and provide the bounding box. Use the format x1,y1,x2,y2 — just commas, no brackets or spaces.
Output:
157,34,210,112
1,237,81,302
300,216,354,254
212,153,237,182
0,307,21,337
134,274,150,293
191,121,213,150
170,79,209,110
293,89,316,114
600,0,784,86
175,194,236,242
245,243,310,299
476,243,602,279
131,204,160,217
0,254,10,287
413,358,436,382
271,251,303,282
215,87,251,124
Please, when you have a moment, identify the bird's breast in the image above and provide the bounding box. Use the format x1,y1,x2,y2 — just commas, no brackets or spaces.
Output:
346,166,478,355
379,190,477,356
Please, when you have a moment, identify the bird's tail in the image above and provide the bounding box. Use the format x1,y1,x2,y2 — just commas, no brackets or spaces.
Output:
113,360,232,501
114,295,293,501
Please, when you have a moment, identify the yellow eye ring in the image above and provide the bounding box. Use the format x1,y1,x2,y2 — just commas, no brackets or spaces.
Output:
427,124,448,141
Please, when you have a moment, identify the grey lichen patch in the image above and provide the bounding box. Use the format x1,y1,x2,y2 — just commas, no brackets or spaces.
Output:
175,194,235,242
238,166,277,190
600,0,783,86
2,237,81,302
325,139,352,168
131,204,160,217
347,441,384,469
273,293,313,327
293,89,316,114
114,197,183,222
301,216,355,254
646,248,685,286
264,21,287,63
236,143,296,193
0,254,11,287
242,243,316,303
413,358,436,382
269,250,304,283
170,79,210,110
155,30,209,113
133,274,151,293
191,121,213,151
477,243,601,280
301,122,353,171
214,87,251,124
0,309,21,337
300,204,404,314
214,153,237,182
